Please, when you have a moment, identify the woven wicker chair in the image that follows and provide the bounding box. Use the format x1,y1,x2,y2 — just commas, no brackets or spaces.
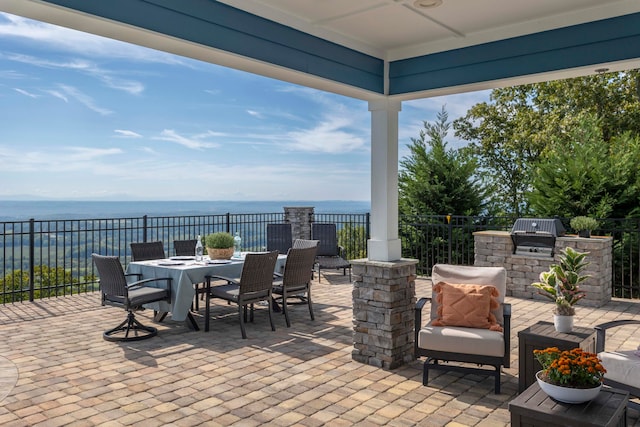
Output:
273,244,318,327
204,251,279,338
92,253,171,342
311,223,351,282
267,223,293,254
173,239,197,256
130,241,166,261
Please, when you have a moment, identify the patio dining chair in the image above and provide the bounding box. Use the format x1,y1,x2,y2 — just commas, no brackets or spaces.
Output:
311,223,351,282
595,319,640,410
267,223,293,255
173,239,197,257
415,264,511,394
204,251,279,338
130,241,166,261
273,244,318,327
92,253,171,342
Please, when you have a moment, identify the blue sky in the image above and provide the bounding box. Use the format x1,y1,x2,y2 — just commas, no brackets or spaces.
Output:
0,12,489,202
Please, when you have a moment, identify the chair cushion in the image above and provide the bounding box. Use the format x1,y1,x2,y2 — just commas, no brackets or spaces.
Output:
209,283,240,302
599,350,640,388
431,264,506,325
127,286,169,307
432,282,502,332
418,321,505,357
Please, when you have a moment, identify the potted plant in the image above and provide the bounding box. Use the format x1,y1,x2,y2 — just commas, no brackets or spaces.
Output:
534,347,606,403
205,232,235,259
570,216,599,238
531,247,589,332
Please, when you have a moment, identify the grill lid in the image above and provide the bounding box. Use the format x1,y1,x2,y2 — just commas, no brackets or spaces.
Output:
510,218,566,236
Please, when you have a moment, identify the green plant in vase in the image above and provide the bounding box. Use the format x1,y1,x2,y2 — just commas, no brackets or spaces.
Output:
532,247,590,331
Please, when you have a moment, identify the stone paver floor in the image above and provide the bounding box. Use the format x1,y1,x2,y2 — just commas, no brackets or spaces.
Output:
0,272,639,426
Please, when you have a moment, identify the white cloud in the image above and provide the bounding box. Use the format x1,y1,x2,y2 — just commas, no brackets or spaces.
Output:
0,12,185,65
13,87,38,98
58,84,113,115
43,89,68,102
153,129,219,150
5,52,145,95
114,130,143,138
286,114,366,154
247,109,263,119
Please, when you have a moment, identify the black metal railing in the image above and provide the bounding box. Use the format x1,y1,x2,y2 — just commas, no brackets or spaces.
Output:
2,212,639,303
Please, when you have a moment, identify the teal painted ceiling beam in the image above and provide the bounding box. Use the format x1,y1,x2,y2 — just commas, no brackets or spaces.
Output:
38,1,640,98
41,0,384,94
389,12,640,95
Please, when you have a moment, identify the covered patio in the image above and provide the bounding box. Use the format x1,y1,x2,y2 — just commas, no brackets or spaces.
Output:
1,272,639,426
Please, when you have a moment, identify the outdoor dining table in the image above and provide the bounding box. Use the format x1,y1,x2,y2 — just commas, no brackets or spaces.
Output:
126,252,287,331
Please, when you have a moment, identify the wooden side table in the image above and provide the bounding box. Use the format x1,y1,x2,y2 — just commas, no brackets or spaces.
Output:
509,383,628,427
518,320,596,392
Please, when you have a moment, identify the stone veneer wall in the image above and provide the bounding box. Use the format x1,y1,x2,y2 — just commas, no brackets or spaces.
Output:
473,231,613,307
283,206,314,241
351,259,418,369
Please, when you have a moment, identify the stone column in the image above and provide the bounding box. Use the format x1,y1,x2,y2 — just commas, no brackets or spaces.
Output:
351,258,418,369
284,206,314,240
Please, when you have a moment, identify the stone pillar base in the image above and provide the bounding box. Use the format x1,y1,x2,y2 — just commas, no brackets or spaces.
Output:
351,258,418,369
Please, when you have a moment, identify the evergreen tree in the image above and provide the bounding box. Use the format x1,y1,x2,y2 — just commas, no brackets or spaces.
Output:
399,107,484,217
529,113,640,219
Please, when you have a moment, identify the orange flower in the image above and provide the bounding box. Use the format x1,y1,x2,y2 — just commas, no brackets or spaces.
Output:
534,346,606,388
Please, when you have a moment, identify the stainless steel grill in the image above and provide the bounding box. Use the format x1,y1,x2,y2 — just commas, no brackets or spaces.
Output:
510,218,566,256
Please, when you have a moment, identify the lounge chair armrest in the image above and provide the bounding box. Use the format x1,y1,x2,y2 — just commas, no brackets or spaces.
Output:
501,302,512,368
273,272,283,280
414,297,432,358
125,272,142,280
595,319,640,353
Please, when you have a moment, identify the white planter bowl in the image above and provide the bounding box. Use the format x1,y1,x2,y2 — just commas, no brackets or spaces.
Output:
536,371,601,404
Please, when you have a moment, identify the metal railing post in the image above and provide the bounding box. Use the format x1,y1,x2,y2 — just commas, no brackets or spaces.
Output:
143,215,148,242
29,218,35,302
225,213,230,233
447,214,453,263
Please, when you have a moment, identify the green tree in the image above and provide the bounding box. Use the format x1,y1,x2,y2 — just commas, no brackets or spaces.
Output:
337,223,367,260
454,69,640,216
529,113,640,219
399,107,484,217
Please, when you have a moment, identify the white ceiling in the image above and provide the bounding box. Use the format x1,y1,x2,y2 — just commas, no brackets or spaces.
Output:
219,0,640,61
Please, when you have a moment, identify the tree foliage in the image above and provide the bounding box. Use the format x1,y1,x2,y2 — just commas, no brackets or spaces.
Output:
529,113,640,218
453,69,640,216
399,107,484,217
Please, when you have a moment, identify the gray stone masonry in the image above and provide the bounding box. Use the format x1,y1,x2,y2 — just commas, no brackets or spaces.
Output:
283,206,314,241
474,231,613,307
351,258,418,369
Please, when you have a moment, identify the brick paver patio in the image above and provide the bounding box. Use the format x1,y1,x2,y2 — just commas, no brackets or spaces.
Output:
0,272,639,426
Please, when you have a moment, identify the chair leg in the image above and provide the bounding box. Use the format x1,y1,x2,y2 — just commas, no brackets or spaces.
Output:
282,291,291,328
204,280,211,332
267,297,275,332
307,287,314,321
494,366,501,394
423,361,429,386
103,311,158,342
238,304,247,339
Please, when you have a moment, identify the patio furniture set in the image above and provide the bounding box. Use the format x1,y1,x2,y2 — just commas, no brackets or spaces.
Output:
92,223,351,341
413,263,639,425
95,233,639,423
